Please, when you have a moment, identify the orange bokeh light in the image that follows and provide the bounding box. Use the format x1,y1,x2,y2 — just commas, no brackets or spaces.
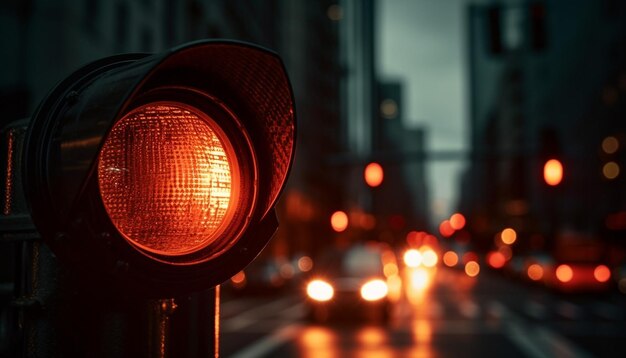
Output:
439,220,454,237
500,228,517,245
442,251,459,267
330,211,349,232
364,162,384,187
594,265,611,283
465,261,480,277
449,213,466,230
231,271,246,284
487,251,506,269
543,159,563,186
527,264,544,281
298,256,314,272
556,264,573,283
421,249,438,268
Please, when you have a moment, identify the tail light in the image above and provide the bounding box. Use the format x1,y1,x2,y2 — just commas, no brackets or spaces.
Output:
22,41,296,296
594,265,611,283
556,264,573,283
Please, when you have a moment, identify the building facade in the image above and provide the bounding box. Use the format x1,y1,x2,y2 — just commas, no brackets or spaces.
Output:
462,0,626,256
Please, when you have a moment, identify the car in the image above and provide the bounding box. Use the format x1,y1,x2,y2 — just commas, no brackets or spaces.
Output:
304,243,399,323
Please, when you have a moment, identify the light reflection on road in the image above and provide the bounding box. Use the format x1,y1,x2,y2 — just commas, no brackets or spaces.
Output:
299,326,338,358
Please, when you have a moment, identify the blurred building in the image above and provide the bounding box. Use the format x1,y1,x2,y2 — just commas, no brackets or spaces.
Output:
462,0,626,257
374,81,430,243
275,0,346,258
0,0,280,122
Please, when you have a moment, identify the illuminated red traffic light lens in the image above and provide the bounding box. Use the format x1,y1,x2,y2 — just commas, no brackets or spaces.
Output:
98,102,238,256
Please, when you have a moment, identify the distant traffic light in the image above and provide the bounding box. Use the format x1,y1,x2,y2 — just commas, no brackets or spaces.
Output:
364,162,384,187
543,159,563,186
19,40,296,297
449,213,466,230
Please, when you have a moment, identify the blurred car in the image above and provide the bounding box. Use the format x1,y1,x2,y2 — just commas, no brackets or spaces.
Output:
542,234,613,292
304,243,398,323
543,261,613,292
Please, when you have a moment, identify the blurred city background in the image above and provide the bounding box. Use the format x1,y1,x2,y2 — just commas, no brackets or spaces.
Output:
2,0,626,356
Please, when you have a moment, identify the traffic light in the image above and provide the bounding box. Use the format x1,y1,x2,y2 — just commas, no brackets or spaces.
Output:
543,159,563,186
364,162,384,187
540,128,563,186
17,40,296,297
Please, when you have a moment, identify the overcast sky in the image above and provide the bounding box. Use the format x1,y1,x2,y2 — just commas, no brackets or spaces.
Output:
377,0,469,224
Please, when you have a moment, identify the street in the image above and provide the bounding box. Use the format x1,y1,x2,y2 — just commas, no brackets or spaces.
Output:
221,267,626,357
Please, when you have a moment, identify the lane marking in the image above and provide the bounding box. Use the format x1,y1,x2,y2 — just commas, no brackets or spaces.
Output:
486,301,504,319
592,303,622,320
222,297,297,331
557,302,582,320
229,324,302,358
506,322,551,358
221,298,257,317
525,301,547,320
490,300,593,358
535,326,594,358
279,302,305,319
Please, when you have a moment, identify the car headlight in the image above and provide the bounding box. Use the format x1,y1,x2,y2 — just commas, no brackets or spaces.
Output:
307,280,334,302
360,279,388,301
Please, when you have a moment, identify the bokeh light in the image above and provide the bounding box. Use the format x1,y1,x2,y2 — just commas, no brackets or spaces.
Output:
487,251,506,269
404,249,423,268
442,251,459,267
556,264,573,283
449,213,466,230
421,249,438,268
330,211,349,232
230,271,246,289
527,264,544,281
364,162,384,187
602,136,619,154
543,159,563,186
501,228,517,245
297,256,314,272
439,220,454,237
594,265,611,283
603,161,620,179
465,261,480,277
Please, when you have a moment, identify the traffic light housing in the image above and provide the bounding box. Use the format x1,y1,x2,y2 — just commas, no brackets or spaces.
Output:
20,40,296,297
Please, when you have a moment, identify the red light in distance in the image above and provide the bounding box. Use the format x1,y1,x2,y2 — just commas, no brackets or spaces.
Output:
544,159,563,186
439,220,454,237
364,162,384,187
449,213,466,230
487,251,506,269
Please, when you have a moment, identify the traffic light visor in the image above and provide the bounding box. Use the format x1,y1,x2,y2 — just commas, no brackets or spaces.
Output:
23,40,296,294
